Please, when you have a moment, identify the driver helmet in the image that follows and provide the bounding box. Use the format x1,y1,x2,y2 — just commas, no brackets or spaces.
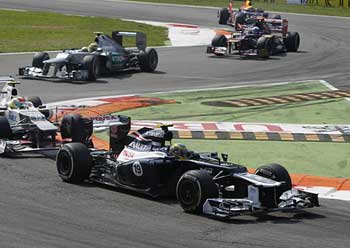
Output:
88,42,98,52
9,96,26,109
169,143,188,159
251,26,261,35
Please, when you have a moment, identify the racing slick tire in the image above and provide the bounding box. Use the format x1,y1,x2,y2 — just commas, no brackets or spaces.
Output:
26,96,42,108
32,52,49,68
255,163,292,208
271,14,281,19
218,8,229,25
60,113,93,144
56,142,92,183
211,35,227,47
234,12,246,31
39,109,53,119
285,32,300,52
138,48,158,72
82,55,97,81
0,116,12,139
257,36,272,59
176,170,218,213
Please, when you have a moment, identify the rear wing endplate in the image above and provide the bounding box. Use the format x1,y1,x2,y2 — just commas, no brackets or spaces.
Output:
112,31,147,51
264,18,288,37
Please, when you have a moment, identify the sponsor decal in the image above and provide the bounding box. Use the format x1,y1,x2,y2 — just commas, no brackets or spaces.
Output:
132,121,350,135
121,149,135,159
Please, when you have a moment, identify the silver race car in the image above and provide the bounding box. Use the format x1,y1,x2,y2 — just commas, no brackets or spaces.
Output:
18,31,158,81
0,77,92,155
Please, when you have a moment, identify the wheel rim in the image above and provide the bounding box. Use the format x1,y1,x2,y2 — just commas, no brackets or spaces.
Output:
57,150,72,177
178,180,199,206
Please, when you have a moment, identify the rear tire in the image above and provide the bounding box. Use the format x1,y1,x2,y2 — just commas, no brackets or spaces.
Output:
176,170,218,213
56,143,92,183
218,8,229,25
0,117,12,139
82,55,97,81
32,52,49,68
138,48,158,72
285,32,300,52
235,12,246,31
255,163,292,207
272,14,281,19
26,96,42,108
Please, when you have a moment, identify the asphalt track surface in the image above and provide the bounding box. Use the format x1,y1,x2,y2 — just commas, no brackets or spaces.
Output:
0,0,350,247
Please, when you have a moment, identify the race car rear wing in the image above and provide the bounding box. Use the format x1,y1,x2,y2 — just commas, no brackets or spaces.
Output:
264,18,288,37
0,77,19,86
112,31,147,51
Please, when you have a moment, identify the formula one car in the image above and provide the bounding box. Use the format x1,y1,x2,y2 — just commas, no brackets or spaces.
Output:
56,116,319,218
19,31,158,81
218,1,282,30
207,17,300,59
0,77,93,155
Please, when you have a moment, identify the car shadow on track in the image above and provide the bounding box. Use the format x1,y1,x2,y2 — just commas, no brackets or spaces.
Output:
200,210,325,224
100,69,167,80
72,179,179,205
207,54,285,61
64,179,325,224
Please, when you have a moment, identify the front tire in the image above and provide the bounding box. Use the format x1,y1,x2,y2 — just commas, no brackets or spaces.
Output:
82,55,97,81
255,163,292,207
56,143,92,183
60,113,93,143
257,36,272,59
0,117,12,139
211,34,227,47
176,170,218,213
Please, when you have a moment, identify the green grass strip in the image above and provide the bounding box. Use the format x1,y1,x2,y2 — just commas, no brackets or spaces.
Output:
0,9,168,53
111,81,350,177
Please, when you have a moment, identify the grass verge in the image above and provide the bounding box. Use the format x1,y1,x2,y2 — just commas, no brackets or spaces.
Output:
102,81,350,178
128,0,350,17
0,9,168,53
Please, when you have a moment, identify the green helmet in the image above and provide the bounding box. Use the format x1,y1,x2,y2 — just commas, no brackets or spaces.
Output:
169,143,188,158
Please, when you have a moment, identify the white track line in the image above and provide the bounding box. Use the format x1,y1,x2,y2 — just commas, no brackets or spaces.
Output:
47,80,328,104
320,79,350,103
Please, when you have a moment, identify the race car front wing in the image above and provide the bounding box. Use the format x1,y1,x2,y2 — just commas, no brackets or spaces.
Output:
202,188,319,218
19,66,91,81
